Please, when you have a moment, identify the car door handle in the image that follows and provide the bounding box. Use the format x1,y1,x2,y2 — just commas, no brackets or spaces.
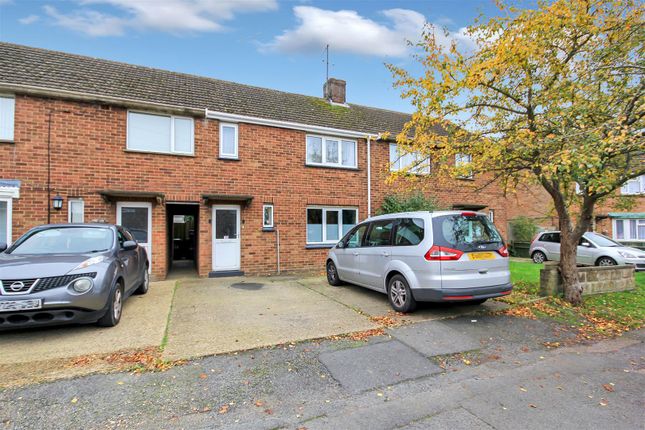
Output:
352,252,359,256
382,251,390,257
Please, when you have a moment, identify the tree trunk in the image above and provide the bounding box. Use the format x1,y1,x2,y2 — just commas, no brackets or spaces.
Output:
559,227,583,305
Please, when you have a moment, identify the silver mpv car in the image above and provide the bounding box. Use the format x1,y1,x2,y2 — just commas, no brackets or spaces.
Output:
326,211,512,312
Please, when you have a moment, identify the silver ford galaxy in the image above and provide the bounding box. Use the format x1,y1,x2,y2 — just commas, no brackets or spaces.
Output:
326,211,512,312
0,224,149,330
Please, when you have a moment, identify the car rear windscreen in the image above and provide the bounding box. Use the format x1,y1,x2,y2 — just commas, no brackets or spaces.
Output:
432,214,503,252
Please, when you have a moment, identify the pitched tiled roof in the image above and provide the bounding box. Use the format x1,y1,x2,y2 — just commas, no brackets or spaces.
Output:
0,42,417,136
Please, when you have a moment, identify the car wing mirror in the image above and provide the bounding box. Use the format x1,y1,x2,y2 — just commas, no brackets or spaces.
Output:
122,240,138,251
0,242,6,253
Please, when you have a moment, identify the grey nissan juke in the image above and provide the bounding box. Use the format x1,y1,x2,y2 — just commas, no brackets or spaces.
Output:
0,223,149,330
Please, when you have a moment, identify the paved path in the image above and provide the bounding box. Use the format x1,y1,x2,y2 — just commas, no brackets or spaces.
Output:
1,315,641,429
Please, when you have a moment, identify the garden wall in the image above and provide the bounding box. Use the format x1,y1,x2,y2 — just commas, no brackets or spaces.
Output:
540,262,635,297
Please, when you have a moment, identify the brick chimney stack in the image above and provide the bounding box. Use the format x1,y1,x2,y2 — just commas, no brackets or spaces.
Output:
324,78,346,105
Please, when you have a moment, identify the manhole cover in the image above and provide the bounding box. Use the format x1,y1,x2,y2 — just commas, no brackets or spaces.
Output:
230,282,264,290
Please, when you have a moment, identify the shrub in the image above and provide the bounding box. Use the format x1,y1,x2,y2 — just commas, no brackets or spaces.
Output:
509,216,539,242
378,192,440,214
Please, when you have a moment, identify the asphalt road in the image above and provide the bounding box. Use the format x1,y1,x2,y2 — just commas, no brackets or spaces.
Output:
1,315,643,430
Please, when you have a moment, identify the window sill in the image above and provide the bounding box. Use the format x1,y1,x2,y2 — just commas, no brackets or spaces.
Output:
305,163,359,171
305,243,336,249
124,149,195,157
0,139,14,144
219,156,240,161
456,176,475,181
262,227,275,232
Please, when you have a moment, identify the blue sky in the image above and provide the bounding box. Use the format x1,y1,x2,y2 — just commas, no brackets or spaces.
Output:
0,0,501,113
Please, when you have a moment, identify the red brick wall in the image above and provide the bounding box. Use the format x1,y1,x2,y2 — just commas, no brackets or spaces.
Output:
369,140,511,239
1,95,370,279
504,183,644,239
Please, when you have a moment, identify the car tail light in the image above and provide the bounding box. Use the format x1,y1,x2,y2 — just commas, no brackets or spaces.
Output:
530,233,540,243
461,211,477,217
424,245,464,261
497,245,509,257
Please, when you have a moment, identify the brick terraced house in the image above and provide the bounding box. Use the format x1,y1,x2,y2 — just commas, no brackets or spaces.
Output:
0,43,526,279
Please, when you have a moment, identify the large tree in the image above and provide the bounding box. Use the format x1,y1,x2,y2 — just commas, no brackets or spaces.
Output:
389,0,644,305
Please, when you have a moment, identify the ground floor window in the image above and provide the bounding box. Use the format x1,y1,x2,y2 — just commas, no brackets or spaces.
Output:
613,218,645,241
0,198,10,245
68,198,84,223
263,204,274,229
307,207,358,244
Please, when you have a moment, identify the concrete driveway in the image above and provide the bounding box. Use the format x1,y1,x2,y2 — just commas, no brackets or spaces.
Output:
297,276,507,322
161,276,377,360
0,275,506,387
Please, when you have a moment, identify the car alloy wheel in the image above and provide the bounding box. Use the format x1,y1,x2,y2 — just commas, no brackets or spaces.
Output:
326,261,342,286
113,287,123,321
597,257,616,266
390,280,407,308
532,251,546,264
387,274,417,313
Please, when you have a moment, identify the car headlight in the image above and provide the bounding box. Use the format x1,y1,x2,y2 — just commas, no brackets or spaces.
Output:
72,255,107,271
71,278,93,293
617,250,636,258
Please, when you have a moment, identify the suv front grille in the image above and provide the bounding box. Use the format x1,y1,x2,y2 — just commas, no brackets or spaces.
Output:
0,279,38,295
0,273,97,295
32,273,98,292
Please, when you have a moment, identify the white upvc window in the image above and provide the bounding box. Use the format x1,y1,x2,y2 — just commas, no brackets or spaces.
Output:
127,111,194,155
389,143,430,174
219,122,238,159
0,197,11,245
306,135,357,168
620,176,645,195
306,207,358,244
0,95,15,142
263,204,274,229
613,218,645,241
455,153,474,178
68,198,85,223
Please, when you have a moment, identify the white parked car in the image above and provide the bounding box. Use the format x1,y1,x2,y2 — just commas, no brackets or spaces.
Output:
529,231,645,271
325,211,512,312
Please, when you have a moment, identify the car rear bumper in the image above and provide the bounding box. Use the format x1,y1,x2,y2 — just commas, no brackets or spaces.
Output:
0,307,107,331
411,282,513,302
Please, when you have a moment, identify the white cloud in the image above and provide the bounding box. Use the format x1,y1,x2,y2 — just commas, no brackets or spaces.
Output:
264,6,474,58
44,0,278,36
44,5,127,36
265,6,424,57
19,14,40,25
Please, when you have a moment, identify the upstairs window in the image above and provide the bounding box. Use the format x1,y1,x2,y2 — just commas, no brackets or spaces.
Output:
220,123,238,159
455,153,474,179
127,111,194,155
620,176,644,195
389,144,430,174
306,135,357,168
0,95,15,142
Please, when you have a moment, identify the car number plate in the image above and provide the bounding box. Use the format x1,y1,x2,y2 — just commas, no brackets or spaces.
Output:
0,299,42,312
469,252,495,261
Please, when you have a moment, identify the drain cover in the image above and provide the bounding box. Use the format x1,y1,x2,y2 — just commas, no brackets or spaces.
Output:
230,282,264,290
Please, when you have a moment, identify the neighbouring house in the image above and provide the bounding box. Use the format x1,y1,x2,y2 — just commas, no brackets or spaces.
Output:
506,180,645,247
0,43,510,280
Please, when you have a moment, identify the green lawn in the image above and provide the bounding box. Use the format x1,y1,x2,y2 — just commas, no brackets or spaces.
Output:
507,260,645,331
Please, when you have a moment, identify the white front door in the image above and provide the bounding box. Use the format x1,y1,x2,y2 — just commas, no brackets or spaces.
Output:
117,202,152,268
212,205,241,271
